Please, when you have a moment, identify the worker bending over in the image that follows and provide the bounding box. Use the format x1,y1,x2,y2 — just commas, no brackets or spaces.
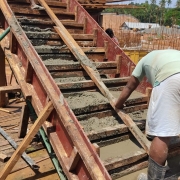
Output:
115,49,180,180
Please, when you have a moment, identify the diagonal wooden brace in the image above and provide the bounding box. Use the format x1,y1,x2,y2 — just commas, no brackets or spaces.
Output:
53,26,151,154
0,101,54,180
37,8,151,153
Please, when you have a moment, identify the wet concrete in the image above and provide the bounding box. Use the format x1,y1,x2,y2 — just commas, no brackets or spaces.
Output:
100,138,143,161
43,58,75,65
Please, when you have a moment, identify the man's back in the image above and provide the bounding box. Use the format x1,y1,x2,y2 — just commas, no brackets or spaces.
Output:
132,49,180,86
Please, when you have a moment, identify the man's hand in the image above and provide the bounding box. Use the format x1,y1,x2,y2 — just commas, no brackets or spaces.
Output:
115,76,140,109
115,102,126,109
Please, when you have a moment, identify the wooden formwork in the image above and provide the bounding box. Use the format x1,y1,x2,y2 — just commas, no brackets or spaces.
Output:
0,0,179,179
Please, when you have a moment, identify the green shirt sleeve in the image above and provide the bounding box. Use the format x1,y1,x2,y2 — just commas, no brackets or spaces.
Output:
132,58,145,82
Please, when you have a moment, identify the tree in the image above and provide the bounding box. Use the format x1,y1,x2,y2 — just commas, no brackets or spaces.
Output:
159,0,166,25
167,0,172,7
176,0,180,8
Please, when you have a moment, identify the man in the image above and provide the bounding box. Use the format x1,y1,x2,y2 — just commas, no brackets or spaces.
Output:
115,49,180,180
29,0,45,10
105,28,119,45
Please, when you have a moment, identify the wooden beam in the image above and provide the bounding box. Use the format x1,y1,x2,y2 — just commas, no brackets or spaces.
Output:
93,28,98,47
0,101,53,180
0,153,9,163
51,69,117,78
68,147,80,171
0,47,6,107
1,47,32,100
104,149,147,171
104,41,108,60
18,104,30,138
26,32,94,40
75,6,78,22
92,143,100,156
25,61,33,83
116,55,122,75
38,0,150,153
46,61,117,71
83,17,87,34
9,31,17,54
82,5,144,9
35,46,105,54
57,77,129,89
0,85,21,93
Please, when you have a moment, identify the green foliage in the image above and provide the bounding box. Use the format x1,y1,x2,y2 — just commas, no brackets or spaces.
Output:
103,0,180,26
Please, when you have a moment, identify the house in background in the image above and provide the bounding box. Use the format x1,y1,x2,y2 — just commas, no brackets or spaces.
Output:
121,22,160,31
100,13,139,33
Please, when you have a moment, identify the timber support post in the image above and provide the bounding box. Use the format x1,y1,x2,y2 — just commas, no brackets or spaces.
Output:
0,47,6,107
18,104,30,138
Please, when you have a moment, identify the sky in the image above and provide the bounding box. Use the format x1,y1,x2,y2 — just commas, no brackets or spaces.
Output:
115,0,177,7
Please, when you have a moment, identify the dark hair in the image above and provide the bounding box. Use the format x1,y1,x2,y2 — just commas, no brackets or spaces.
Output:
105,28,114,38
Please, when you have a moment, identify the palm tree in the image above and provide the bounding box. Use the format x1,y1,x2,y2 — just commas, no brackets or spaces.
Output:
167,0,172,7
176,0,180,7
149,0,157,23
159,0,166,25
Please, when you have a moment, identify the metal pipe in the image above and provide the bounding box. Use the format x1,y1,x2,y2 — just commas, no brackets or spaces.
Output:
26,100,66,179
0,27,10,41
0,126,39,170
39,127,67,180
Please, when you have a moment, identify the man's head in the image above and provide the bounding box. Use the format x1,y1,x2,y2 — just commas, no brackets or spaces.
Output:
105,28,114,38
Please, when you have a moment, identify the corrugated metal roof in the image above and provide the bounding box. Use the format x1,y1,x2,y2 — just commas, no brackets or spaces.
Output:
122,22,160,29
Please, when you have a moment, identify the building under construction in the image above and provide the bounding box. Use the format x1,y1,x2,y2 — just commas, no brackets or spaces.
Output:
0,0,180,179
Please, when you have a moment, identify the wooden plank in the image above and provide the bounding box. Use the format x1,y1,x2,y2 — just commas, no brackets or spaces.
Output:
111,161,148,179
0,153,8,163
0,47,6,107
92,143,100,156
0,108,11,113
57,77,129,90
123,104,148,113
10,31,17,54
42,2,151,152
125,96,148,106
0,35,31,99
10,6,74,16
83,17,87,34
116,55,121,74
0,85,21,93
93,28,98,46
18,104,29,138
87,122,145,141
35,46,105,54
51,69,117,78
82,4,144,9
0,2,111,179
25,61,33,83
104,149,147,171
46,61,117,71
26,32,94,40
104,41,108,60
0,101,54,180
68,147,80,171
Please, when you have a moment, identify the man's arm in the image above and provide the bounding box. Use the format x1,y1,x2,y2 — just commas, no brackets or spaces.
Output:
115,76,140,109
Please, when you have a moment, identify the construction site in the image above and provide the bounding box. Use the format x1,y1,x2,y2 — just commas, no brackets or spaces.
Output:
0,0,180,179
